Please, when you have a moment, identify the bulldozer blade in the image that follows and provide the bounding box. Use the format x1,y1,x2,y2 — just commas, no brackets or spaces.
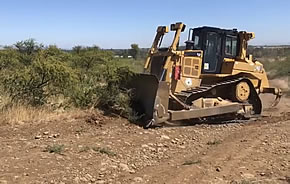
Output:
125,74,160,125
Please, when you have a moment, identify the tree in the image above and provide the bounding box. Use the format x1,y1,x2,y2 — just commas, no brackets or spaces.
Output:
129,44,140,60
1,50,77,106
15,39,43,55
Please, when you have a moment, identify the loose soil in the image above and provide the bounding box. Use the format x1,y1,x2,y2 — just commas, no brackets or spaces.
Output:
0,97,289,184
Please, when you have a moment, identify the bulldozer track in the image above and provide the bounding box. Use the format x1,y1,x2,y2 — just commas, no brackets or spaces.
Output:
175,77,262,115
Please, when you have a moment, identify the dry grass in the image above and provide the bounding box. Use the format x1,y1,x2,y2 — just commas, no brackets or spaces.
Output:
0,103,97,126
0,104,52,125
44,144,65,155
0,93,103,126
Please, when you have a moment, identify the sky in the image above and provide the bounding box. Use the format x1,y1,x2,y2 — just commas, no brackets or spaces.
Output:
0,0,290,49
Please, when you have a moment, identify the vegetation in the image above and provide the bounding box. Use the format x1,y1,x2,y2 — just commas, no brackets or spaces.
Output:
44,144,64,154
129,43,140,59
0,39,289,124
182,159,201,166
249,46,290,78
92,146,117,156
207,139,222,145
0,39,144,121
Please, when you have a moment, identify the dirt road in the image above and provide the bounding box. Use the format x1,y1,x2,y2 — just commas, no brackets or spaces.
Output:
0,100,289,184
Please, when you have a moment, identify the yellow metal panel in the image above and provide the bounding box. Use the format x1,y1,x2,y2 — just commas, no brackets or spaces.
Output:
184,67,191,75
182,57,202,78
191,68,198,76
184,58,191,66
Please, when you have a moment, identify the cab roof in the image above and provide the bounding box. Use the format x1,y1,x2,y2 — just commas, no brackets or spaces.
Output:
192,26,239,35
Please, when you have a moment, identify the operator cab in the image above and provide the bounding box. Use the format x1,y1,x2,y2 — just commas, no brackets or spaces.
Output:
186,27,239,74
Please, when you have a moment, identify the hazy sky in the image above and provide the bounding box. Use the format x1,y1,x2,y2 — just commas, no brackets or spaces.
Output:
1,0,289,48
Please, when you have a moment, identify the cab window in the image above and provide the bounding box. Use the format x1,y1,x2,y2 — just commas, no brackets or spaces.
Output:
225,36,237,57
192,31,202,50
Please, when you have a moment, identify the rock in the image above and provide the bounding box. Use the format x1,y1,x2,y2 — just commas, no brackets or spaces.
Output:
216,166,221,172
90,178,96,182
141,144,149,148
85,173,93,179
119,163,135,173
161,135,170,140
171,139,177,144
98,173,105,178
129,169,136,174
53,133,60,138
119,163,130,171
124,142,131,146
99,168,106,172
14,176,20,179
35,135,42,139
18,121,25,125
133,177,143,183
148,147,155,152
73,177,80,183
156,143,164,147
96,180,106,184
23,173,29,176
0,180,8,184
178,145,186,149
43,131,49,135
260,172,266,176
80,177,88,182
242,173,255,178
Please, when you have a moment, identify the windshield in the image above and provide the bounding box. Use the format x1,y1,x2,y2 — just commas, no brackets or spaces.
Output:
191,31,202,50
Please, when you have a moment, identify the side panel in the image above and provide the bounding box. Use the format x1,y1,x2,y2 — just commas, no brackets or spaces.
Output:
182,57,202,78
171,53,203,93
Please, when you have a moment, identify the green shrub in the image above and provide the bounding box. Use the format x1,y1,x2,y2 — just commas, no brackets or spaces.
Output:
96,64,135,116
1,52,76,105
44,144,64,154
207,140,222,145
182,160,201,165
0,39,141,120
273,57,290,77
92,147,116,156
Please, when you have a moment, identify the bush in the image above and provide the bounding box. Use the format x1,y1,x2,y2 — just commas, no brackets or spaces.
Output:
1,51,76,105
96,64,135,116
44,144,64,154
0,39,140,121
272,57,290,77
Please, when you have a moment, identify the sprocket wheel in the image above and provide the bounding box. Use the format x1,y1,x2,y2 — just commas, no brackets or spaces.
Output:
235,81,250,102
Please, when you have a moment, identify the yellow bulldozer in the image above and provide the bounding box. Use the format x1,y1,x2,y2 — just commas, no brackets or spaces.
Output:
126,22,282,127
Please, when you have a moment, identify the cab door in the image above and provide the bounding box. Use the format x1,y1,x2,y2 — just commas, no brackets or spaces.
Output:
202,32,223,74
